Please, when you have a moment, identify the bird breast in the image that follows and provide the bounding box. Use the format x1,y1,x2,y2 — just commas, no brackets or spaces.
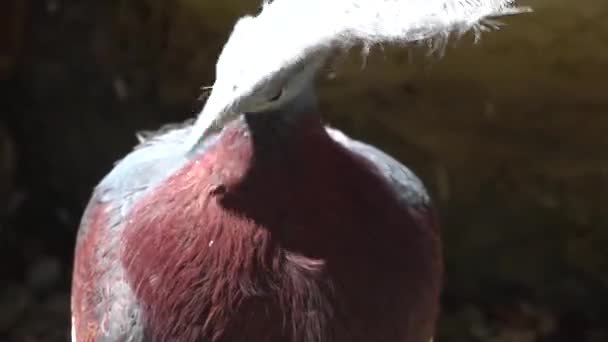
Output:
119,114,442,342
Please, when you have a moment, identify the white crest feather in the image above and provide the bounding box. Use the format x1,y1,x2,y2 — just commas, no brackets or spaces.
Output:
189,0,531,147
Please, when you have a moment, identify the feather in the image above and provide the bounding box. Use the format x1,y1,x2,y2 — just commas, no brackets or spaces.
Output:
216,0,531,78
188,0,531,147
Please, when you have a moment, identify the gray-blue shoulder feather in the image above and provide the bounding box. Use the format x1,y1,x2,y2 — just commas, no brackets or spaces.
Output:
324,127,430,206
95,121,222,227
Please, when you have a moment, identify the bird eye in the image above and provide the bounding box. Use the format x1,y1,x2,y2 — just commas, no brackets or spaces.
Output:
268,87,283,102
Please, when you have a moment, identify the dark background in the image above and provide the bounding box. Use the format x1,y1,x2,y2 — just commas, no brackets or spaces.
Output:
1,0,607,341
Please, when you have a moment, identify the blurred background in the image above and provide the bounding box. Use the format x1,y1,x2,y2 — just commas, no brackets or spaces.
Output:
0,0,607,341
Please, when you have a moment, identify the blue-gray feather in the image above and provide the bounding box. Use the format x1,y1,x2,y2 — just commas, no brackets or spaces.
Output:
74,122,218,342
325,127,431,206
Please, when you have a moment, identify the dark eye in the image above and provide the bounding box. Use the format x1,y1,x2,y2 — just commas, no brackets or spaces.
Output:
268,87,283,102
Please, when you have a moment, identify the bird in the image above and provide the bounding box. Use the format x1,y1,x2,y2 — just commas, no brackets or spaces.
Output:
70,0,530,341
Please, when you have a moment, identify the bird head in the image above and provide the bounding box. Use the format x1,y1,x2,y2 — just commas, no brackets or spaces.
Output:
188,0,531,148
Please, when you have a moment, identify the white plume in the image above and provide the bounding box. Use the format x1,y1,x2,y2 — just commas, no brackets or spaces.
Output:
217,0,531,78
189,0,531,147
257,0,529,50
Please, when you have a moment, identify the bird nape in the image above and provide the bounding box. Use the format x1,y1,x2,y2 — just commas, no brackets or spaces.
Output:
70,0,531,341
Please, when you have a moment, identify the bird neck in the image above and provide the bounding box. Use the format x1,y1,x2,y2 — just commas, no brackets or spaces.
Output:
243,84,323,158
260,82,320,123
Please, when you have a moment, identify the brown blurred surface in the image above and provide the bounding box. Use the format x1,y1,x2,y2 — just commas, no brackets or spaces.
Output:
0,0,607,341
0,0,26,79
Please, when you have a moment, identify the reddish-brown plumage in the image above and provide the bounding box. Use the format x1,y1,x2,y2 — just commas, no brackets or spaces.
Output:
121,114,442,342
71,202,110,342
